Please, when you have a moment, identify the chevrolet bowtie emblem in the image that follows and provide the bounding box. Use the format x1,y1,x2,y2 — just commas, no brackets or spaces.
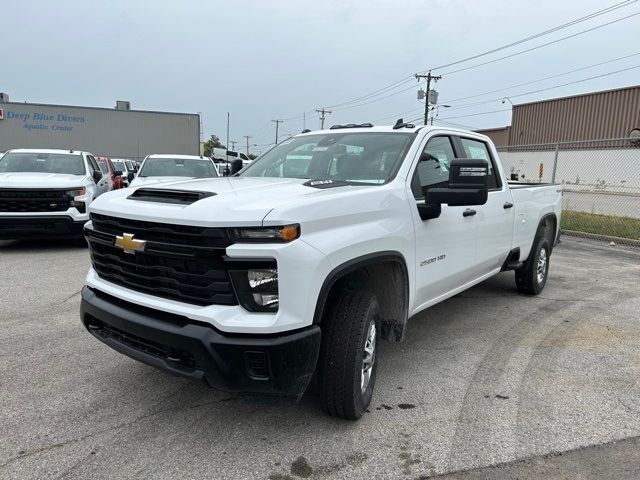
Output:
114,233,146,254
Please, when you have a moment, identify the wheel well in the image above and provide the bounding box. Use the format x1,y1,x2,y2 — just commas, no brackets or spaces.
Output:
314,255,409,342
536,214,557,252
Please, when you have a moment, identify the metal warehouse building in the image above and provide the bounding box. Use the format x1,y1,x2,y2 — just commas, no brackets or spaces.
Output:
477,85,640,147
0,94,200,160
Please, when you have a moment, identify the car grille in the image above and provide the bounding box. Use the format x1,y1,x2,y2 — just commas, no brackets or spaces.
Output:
86,214,237,306
0,189,70,212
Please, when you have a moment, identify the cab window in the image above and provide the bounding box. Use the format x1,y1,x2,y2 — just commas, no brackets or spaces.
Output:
458,137,500,189
411,136,456,198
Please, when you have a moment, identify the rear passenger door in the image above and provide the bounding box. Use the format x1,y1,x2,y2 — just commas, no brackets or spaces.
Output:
455,136,514,273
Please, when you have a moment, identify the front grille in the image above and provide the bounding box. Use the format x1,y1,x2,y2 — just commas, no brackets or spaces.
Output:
90,213,230,247
86,316,198,370
0,189,70,212
87,214,237,306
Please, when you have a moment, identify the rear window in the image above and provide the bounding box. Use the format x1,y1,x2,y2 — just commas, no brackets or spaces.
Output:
96,159,109,174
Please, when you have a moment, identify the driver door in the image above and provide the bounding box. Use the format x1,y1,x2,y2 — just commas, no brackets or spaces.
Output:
408,135,479,307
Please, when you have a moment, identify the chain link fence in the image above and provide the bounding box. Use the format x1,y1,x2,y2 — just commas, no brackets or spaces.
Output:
497,137,640,248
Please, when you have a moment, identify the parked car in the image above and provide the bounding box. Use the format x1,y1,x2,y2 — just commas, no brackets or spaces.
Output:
109,159,132,187
129,154,219,187
80,124,562,420
0,148,108,239
95,156,124,190
211,148,251,175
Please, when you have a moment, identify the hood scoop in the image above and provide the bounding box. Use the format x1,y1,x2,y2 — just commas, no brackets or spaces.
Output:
128,188,216,205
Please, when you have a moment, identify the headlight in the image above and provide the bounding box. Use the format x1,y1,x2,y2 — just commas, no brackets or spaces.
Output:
229,268,279,312
228,224,300,243
65,188,87,213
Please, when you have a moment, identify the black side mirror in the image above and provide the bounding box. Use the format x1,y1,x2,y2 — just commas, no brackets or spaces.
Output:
419,159,489,220
127,172,135,182
229,159,243,175
92,170,103,182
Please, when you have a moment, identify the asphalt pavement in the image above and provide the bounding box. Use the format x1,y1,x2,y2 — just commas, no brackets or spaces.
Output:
1,237,639,479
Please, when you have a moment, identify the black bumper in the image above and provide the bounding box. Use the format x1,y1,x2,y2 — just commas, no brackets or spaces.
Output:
80,287,321,397
0,215,86,239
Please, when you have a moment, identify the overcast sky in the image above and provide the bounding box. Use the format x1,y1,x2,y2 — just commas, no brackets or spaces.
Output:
2,0,639,152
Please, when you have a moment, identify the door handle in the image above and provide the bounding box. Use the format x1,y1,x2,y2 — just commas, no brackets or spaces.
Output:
503,202,514,209
463,209,477,217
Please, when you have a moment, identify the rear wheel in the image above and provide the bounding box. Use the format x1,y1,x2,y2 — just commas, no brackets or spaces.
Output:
318,290,380,420
515,236,550,295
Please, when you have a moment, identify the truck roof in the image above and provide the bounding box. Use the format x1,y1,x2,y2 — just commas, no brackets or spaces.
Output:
5,148,89,155
297,124,490,140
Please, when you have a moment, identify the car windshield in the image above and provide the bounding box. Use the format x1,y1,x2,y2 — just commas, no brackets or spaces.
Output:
111,160,126,171
139,158,219,178
96,159,109,174
239,132,414,184
0,152,86,175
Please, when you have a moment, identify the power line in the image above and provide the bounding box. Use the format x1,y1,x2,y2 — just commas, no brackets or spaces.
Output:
246,2,639,136
440,51,640,104
424,0,637,72
441,10,640,75
375,51,640,124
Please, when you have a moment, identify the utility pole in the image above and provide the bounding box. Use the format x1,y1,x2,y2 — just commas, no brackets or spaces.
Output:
303,112,306,131
316,108,332,129
272,119,283,144
226,112,230,162
230,140,238,151
415,71,441,126
242,135,251,155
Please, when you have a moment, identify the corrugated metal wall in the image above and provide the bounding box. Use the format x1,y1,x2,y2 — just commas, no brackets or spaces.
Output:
475,126,511,147
0,102,200,160
510,85,640,145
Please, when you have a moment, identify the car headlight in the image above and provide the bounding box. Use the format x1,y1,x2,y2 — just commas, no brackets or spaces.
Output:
65,188,87,213
229,268,279,312
228,224,300,243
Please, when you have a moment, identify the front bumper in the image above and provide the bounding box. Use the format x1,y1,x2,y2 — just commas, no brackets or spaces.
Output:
0,215,87,239
80,287,321,397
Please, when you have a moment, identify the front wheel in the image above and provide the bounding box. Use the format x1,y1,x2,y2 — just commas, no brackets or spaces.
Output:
515,236,550,295
318,290,380,420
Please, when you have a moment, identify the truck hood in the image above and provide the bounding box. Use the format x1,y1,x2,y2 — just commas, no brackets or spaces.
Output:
89,176,366,226
0,172,88,189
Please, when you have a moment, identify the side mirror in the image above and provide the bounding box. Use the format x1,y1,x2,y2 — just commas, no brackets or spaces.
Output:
229,159,243,175
127,172,135,182
92,170,103,183
113,170,123,176
419,159,489,220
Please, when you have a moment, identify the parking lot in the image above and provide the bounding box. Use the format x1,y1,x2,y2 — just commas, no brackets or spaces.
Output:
1,237,639,479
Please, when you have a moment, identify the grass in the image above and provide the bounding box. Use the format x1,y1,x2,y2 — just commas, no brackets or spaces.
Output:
561,210,640,241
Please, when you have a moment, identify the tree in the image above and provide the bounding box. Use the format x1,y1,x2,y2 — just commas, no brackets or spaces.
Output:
203,135,226,157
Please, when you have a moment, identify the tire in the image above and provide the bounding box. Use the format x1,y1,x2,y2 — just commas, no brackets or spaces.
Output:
515,236,550,295
318,290,380,420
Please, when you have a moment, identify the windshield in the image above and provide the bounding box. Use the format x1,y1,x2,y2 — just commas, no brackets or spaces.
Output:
239,132,414,184
0,152,86,175
111,160,126,172
139,158,219,178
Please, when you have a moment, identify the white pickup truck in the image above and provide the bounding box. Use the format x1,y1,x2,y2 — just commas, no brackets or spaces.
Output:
0,148,109,240
80,123,562,420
